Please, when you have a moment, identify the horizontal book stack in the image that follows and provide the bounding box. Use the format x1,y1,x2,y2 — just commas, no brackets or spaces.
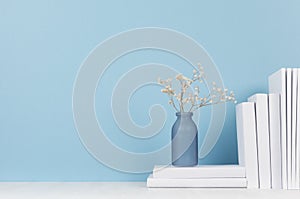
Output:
147,165,247,188
236,68,300,189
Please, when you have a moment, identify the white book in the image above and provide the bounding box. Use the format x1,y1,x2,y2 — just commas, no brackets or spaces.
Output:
286,68,292,189
147,175,247,188
153,165,245,179
248,94,271,189
236,102,259,189
296,69,300,189
268,93,282,189
269,68,287,189
291,68,298,189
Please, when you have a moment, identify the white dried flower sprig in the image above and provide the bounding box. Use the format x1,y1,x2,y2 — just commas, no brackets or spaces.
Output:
158,63,236,113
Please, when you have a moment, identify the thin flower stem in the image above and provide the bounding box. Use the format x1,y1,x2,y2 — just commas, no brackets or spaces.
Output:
191,99,227,112
179,80,184,112
169,95,179,112
188,105,194,112
200,101,225,108
188,99,195,112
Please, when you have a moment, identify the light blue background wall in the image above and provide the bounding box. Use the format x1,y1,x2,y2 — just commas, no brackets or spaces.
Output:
0,0,300,181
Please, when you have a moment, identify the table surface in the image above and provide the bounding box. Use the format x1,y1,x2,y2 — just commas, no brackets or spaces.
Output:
0,182,299,199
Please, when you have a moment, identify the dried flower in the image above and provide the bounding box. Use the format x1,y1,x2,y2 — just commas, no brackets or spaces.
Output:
176,74,183,80
158,64,236,112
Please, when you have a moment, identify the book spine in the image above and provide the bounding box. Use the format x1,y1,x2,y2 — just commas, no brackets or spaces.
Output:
268,93,282,189
287,68,292,189
153,166,246,179
291,68,298,189
268,68,287,189
236,102,259,188
296,69,300,189
248,94,271,189
147,175,247,188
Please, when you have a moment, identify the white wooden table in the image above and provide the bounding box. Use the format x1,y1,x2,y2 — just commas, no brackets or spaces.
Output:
0,182,299,199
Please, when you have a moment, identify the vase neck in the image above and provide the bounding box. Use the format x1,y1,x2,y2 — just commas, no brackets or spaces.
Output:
176,112,193,117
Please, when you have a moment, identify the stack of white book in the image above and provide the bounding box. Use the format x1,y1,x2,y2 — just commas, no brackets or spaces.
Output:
236,68,300,189
147,165,247,188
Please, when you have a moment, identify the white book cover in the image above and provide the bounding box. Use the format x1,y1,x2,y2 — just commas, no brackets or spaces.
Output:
291,68,298,189
268,93,282,189
269,68,287,189
153,165,245,179
286,68,292,189
147,175,247,188
236,102,259,189
296,69,300,189
248,94,271,189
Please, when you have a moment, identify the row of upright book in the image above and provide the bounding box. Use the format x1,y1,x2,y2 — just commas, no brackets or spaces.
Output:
236,68,300,189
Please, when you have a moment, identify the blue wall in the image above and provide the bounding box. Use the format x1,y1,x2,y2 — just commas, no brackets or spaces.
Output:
1,0,300,181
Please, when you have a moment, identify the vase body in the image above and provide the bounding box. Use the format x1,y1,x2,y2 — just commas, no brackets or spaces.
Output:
172,112,198,167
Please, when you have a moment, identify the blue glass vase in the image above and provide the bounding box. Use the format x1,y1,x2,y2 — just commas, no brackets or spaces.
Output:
172,112,198,166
